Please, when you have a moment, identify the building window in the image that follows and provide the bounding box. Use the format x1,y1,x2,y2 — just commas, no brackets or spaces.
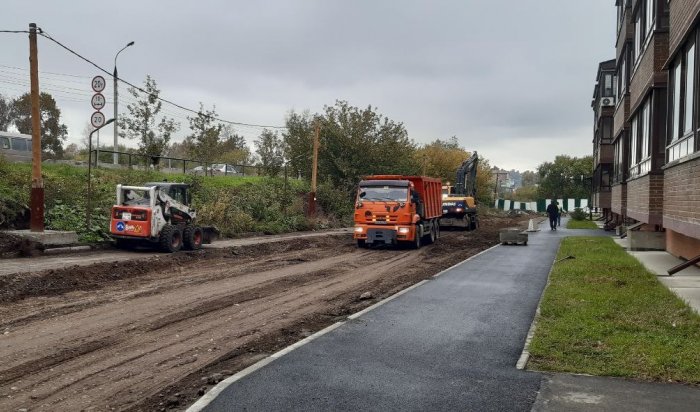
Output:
633,0,654,66
640,99,651,174
603,74,614,97
602,117,613,144
668,31,698,163
618,51,628,97
614,135,625,183
634,12,641,62
684,44,695,135
630,116,639,169
629,97,652,178
672,60,682,142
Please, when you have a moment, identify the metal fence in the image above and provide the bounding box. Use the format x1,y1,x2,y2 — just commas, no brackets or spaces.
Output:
88,149,260,176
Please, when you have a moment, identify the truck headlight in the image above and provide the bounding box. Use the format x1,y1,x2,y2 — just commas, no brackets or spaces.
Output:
398,227,410,234
354,226,364,233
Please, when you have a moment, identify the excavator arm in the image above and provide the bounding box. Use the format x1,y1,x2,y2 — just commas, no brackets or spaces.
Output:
454,151,479,198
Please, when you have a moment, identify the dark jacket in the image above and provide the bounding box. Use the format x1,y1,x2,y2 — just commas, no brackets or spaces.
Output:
546,203,559,217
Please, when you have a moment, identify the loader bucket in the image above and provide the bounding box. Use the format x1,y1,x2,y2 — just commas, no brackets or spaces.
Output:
202,226,219,244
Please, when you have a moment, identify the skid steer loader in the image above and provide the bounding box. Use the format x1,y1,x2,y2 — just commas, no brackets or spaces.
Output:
109,182,216,252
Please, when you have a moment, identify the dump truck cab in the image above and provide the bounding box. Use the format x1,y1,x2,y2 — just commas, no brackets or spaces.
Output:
353,175,442,249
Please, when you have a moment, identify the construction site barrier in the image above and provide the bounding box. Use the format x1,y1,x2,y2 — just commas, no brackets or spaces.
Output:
493,198,589,212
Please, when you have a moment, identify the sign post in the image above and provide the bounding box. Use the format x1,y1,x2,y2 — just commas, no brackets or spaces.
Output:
90,76,106,166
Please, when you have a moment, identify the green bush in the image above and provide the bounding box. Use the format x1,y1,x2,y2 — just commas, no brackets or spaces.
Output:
570,207,588,221
46,201,110,243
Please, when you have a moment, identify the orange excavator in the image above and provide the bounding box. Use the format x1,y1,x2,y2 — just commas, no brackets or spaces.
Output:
353,175,442,249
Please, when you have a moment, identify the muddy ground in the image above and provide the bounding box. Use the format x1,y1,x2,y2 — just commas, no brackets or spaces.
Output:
0,213,533,411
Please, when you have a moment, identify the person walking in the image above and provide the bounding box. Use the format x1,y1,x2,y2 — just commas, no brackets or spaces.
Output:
557,202,562,227
546,200,559,231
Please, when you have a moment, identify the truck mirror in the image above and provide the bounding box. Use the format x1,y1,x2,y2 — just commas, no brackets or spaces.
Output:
359,191,366,198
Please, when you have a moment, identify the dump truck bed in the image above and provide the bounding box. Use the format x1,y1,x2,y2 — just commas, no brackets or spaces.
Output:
363,175,442,220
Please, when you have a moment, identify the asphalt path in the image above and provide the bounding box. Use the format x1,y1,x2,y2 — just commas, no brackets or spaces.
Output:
198,220,604,411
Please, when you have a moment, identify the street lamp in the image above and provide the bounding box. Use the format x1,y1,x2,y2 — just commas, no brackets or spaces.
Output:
87,118,115,228
113,41,134,165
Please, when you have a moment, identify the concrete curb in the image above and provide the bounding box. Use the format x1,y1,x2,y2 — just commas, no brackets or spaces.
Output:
42,245,92,255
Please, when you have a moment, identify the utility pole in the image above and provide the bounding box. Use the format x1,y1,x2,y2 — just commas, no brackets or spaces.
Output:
29,23,44,232
309,120,320,217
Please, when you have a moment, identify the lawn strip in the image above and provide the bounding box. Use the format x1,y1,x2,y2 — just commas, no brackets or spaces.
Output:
566,219,598,229
528,236,700,384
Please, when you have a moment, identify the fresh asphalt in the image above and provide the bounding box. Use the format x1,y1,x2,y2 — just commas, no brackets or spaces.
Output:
198,220,606,411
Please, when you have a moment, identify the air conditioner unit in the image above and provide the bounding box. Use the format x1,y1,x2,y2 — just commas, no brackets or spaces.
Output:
600,97,615,107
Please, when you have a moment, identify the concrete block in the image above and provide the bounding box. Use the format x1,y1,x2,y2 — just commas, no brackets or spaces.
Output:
2,230,79,247
628,230,666,251
499,228,528,245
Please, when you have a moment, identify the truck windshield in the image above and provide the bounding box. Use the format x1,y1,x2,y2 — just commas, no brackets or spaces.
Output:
359,186,408,202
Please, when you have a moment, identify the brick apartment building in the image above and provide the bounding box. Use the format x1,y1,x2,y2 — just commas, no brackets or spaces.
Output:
591,59,616,219
597,0,700,258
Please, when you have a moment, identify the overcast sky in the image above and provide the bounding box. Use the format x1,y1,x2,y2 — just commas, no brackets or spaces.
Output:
1,0,615,171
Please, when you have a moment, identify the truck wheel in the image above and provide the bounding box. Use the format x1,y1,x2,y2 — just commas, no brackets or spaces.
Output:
425,222,436,244
183,225,203,250
413,229,422,249
469,215,478,231
435,222,440,240
357,239,367,248
159,224,183,253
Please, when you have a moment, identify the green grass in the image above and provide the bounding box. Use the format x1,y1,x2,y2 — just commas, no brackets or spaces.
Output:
566,219,598,229
528,237,700,384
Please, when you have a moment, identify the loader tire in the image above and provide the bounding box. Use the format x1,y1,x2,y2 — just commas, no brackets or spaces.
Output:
183,225,203,250
159,224,183,253
114,238,133,250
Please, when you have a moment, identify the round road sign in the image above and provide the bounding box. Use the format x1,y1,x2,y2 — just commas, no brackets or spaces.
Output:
91,111,106,128
91,75,106,93
91,93,106,110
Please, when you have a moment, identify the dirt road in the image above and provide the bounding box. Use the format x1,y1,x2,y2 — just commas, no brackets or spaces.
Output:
0,214,530,411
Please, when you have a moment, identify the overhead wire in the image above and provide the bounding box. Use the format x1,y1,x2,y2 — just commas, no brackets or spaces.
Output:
36,28,287,130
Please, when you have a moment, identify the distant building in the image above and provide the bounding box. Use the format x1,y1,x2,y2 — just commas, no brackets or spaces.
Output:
591,59,616,219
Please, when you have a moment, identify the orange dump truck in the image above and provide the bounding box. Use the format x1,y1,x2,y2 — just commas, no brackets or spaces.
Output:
353,175,442,248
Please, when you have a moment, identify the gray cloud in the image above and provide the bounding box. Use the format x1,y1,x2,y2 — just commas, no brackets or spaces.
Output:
0,0,614,171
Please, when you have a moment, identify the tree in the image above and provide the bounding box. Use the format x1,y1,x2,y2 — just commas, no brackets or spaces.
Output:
317,100,419,193
119,75,179,160
255,129,284,176
11,92,68,157
0,94,12,131
521,170,538,187
283,110,315,179
536,155,594,199
219,125,251,165
415,137,470,182
187,103,222,166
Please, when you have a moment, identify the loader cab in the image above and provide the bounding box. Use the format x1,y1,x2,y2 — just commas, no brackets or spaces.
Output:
143,182,192,206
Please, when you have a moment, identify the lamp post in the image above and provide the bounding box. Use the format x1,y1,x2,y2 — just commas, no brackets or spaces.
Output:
87,118,115,229
113,41,134,165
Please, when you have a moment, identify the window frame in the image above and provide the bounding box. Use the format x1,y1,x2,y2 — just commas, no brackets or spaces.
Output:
667,28,699,163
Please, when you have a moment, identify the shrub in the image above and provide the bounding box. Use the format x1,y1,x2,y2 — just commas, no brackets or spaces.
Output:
570,207,588,221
